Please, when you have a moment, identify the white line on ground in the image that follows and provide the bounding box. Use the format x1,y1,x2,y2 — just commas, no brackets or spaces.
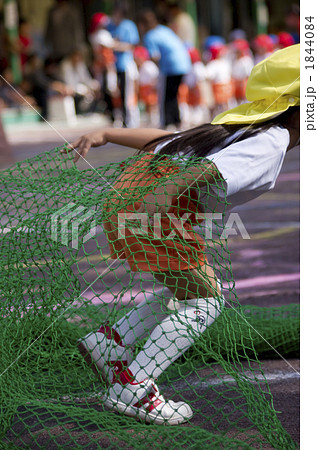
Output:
171,370,300,391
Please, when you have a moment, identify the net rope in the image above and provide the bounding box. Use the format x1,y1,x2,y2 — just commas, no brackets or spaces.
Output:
0,147,299,449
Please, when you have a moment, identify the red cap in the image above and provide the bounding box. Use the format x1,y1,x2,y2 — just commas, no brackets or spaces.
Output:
232,39,250,55
208,44,226,60
89,12,109,34
133,46,149,62
277,32,295,48
253,34,274,53
188,47,201,64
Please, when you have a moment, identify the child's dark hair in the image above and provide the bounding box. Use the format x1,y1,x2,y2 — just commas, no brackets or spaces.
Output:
140,106,299,160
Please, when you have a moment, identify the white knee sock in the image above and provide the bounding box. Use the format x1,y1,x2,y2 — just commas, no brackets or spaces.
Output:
128,296,223,382
113,287,172,346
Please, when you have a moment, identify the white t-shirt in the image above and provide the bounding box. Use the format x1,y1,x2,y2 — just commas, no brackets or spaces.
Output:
201,126,290,211
183,61,207,88
154,125,290,211
139,60,159,86
231,55,254,80
205,59,232,84
126,60,139,81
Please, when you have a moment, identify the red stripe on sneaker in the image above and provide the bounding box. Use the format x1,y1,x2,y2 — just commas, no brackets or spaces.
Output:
147,398,164,412
97,324,124,347
110,367,147,386
118,368,141,386
133,393,163,412
109,361,127,384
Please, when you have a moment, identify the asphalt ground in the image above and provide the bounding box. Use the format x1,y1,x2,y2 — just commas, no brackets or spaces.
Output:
2,118,300,448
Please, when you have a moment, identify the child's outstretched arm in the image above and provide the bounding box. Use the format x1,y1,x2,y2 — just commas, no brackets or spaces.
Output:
64,128,172,163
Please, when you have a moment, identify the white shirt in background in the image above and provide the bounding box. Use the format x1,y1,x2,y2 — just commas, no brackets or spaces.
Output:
206,59,232,84
138,60,159,86
232,55,254,81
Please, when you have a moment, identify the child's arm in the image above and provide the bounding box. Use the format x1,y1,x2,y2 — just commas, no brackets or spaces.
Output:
65,128,171,163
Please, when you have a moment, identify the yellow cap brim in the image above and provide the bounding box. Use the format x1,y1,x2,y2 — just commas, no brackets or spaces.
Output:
212,95,300,125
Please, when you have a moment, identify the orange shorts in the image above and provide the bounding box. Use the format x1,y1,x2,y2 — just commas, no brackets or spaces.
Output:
212,82,233,105
187,85,202,106
233,78,248,100
178,84,202,106
139,84,158,107
178,83,189,104
103,154,206,273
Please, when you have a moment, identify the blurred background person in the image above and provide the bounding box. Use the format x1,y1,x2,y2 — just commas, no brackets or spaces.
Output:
226,29,248,64
89,11,110,39
59,47,100,114
89,14,117,125
252,34,274,65
285,3,300,44
231,39,254,105
134,45,159,127
206,41,233,118
23,55,73,120
167,1,196,46
202,35,225,64
45,0,85,60
107,1,140,128
18,19,33,73
0,67,36,109
277,31,295,49
178,44,208,126
0,118,12,167
137,9,191,130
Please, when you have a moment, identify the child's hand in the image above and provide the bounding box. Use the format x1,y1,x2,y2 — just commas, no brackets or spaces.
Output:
61,130,108,163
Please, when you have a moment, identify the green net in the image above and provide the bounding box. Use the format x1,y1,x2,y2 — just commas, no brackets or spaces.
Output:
0,147,299,449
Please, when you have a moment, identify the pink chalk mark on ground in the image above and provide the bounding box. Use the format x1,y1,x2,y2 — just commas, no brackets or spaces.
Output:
78,289,147,306
239,249,264,259
78,273,300,306
4,273,299,319
235,273,300,290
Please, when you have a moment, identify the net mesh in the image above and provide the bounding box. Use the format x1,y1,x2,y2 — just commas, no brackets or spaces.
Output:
0,147,299,449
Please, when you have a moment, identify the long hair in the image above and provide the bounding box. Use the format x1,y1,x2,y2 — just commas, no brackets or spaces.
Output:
140,106,299,160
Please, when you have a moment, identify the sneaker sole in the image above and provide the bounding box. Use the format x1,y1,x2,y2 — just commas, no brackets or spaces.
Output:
103,397,193,425
77,340,108,384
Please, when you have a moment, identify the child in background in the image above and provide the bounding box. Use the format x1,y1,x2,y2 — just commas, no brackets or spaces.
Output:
90,28,118,124
252,34,274,65
178,45,208,126
268,34,279,52
231,39,254,105
18,19,33,72
134,46,159,127
277,32,295,49
202,35,225,64
205,42,233,118
59,47,101,114
107,1,141,128
137,9,191,130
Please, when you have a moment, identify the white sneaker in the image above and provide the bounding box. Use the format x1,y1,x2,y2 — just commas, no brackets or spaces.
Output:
103,369,193,425
77,324,133,384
